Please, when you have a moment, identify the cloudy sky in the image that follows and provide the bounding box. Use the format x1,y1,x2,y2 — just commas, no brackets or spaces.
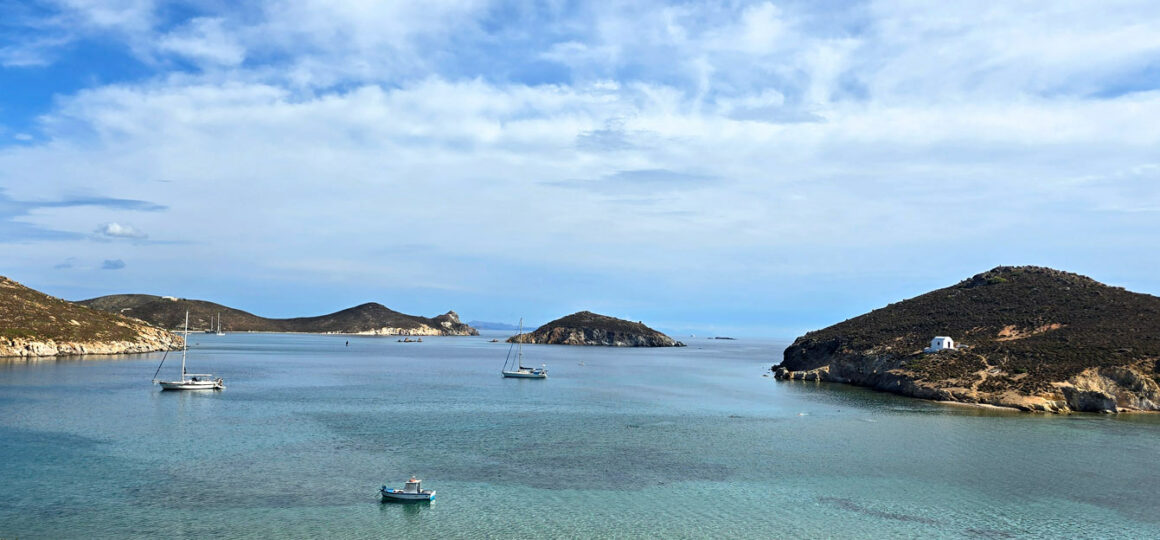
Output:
2,1,1159,337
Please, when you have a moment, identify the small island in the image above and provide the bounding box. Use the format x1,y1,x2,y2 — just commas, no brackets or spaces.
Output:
507,311,685,347
772,266,1160,413
1,276,182,357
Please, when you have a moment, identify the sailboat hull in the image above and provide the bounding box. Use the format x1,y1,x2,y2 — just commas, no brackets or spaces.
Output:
158,380,224,390
501,369,547,379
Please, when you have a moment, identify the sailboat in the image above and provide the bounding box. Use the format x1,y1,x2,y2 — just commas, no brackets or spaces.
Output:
155,311,224,390
216,312,225,336
502,319,547,379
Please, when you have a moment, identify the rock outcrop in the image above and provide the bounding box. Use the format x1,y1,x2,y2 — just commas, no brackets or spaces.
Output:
508,311,684,347
773,266,1160,413
0,276,183,358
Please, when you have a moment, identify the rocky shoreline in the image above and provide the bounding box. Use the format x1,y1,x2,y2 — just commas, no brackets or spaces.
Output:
1,275,186,359
772,354,1160,413
1,326,182,358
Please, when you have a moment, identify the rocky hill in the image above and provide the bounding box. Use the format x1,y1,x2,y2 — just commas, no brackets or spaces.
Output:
0,277,182,357
275,303,477,335
508,311,684,347
773,266,1160,413
77,294,478,336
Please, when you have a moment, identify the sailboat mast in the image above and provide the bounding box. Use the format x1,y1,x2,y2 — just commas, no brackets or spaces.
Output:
517,318,524,368
181,310,189,377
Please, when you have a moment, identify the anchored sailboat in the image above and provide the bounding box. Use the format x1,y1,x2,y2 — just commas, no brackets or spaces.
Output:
502,318,547,379
154,311,224,390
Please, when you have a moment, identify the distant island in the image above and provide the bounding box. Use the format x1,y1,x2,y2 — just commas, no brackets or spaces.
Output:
0,277,182,357
508,311,685,347
467,320,526,331
773,266,1160,413
78,295,478,336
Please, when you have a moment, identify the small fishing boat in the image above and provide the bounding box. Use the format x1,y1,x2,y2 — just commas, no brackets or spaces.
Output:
380,477,435,502
502,318,547,379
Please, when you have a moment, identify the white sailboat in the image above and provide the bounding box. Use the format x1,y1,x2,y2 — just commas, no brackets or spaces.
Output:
216,312,225,336
155,311,224,390
502,318,547,379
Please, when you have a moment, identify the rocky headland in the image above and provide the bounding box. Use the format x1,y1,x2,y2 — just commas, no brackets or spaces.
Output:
508,311,684,347
1,277,182,358
773,266,1160,413
78,295,478,336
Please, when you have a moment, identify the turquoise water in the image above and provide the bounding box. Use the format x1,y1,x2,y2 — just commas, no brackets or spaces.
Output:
2,332,1159,538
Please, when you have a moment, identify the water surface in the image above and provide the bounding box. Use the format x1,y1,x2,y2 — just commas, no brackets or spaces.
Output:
1,333,1158,538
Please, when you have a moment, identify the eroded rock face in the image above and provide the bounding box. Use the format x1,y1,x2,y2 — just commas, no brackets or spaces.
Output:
0,275,184,358
430,311,479,336
1056,367,1160,412
0,325,183,357
773,347,1160,414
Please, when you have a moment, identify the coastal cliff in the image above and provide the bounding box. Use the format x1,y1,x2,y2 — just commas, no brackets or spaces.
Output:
78,295,479,336
508,311,684,347
773,267,1160,413
0,276,182,358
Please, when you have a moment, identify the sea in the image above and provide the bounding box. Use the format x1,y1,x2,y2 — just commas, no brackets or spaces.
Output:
1,332,1158,539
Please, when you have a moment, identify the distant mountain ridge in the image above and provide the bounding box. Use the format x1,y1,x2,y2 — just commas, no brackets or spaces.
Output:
78,294,478,336
0,277,182,357
467,320,526,331
774,266,1160,413
509,311,684,347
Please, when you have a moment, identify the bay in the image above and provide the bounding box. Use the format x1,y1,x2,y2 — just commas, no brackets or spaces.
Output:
1,331,1158,538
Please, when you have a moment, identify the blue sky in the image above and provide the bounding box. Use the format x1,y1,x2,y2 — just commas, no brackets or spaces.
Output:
2,1,1159,338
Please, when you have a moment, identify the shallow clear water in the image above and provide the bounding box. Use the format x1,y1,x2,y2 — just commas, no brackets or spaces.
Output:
1,332,1158,538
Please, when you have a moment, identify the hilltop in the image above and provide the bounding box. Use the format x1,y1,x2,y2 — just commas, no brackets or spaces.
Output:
773,266,1160,413
508,311,684,347
78,295,478,336
0,277,181,357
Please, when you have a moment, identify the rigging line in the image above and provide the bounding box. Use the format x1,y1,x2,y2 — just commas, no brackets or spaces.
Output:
151,349,170,381
504,338,516,370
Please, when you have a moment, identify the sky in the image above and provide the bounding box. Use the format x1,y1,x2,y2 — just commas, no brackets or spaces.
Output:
2,0,1159,338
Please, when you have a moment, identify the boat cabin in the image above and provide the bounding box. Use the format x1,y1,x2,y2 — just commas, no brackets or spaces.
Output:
924,336,955,353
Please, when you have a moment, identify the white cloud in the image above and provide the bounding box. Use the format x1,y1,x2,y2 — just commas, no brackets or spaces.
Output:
95,222,147,239
156,17,245,67
3,1,1160,332
0,35,74,67
56,0,157,33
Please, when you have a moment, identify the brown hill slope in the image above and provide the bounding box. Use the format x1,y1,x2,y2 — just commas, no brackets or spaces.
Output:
77,295,478,336
774,266,1160,413
0,277,181,357
508,311,684,347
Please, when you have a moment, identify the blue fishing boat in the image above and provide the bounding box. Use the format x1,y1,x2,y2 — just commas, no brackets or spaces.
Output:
380,477,435,502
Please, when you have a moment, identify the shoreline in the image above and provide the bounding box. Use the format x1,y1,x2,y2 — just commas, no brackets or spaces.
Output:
185,330,483,336
774,371,1160,415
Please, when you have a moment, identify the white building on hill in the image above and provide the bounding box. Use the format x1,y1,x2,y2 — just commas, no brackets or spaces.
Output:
924,336,955,353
